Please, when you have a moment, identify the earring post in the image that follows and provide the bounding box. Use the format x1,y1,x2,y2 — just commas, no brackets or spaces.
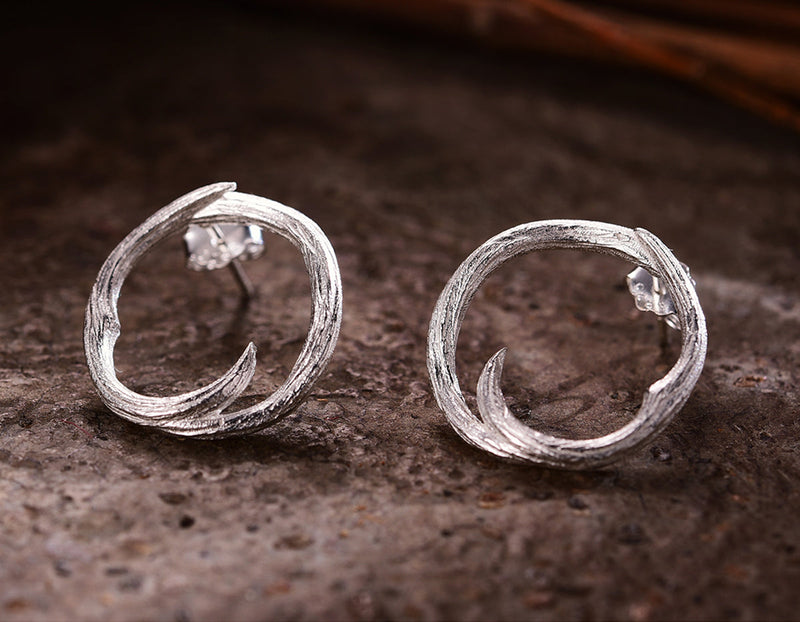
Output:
208,225,257,300
659,318,669,350
228,257,256,300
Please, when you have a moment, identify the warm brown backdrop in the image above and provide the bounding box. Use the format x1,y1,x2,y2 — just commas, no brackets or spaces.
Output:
1,2,799,620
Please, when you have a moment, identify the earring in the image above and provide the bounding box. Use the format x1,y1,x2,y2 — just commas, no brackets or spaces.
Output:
427,220,707,469
84,182,342,438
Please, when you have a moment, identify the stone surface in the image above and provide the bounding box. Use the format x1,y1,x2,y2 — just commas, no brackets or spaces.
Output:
1,2,799,620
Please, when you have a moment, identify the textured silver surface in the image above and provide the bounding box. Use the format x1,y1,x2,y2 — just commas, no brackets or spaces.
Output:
427,220,707,469
84,182,343,437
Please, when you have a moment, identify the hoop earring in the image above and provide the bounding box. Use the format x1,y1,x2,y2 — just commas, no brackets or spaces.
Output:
427,220,707,469
84,182,342,438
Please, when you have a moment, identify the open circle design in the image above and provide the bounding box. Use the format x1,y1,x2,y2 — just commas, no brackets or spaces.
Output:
84,182,342,438
427,220,707,469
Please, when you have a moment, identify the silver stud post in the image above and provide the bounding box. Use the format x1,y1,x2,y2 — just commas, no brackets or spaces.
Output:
183,223,265,300
208,226,257,300
626,264,695,350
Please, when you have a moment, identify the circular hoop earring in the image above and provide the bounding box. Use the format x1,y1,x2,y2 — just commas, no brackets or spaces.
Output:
427,220,707,470
84,182,342,438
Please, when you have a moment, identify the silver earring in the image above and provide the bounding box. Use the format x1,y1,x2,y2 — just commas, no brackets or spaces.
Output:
427,220,707,470
84,182,342,438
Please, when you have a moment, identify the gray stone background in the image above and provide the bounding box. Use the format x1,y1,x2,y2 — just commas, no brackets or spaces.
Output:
1,2,799,620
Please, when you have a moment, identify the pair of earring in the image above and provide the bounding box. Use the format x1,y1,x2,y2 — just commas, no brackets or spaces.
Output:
84,183,707,470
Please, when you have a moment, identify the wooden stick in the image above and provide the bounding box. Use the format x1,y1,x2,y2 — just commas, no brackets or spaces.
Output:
261,0,800,132
602,9,800,98
516,0,800,131
582,0,800,39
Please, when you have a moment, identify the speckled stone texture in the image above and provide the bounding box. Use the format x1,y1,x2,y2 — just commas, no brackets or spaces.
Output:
1,2,799,620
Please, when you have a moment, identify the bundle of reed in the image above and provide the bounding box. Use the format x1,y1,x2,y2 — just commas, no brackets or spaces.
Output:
259,0,800,132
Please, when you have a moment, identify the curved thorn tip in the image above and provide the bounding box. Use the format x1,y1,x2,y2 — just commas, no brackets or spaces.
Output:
196,342,258,415
477,348,509,427
192,182,236,207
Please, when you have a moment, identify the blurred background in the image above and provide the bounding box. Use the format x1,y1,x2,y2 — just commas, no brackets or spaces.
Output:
262,0,800,132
